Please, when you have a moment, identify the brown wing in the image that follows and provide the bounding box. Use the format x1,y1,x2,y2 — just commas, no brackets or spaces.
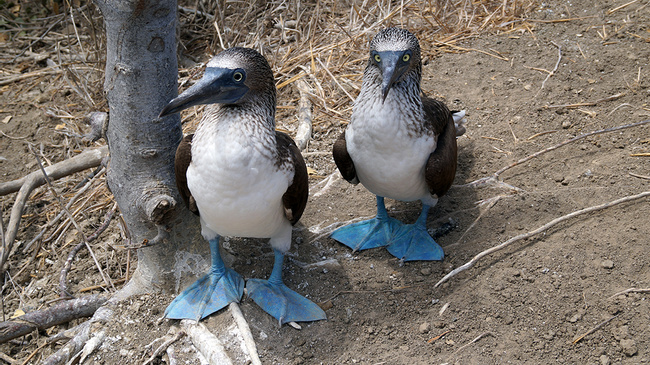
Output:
332,130,359,184
422,96,458,198
175,134,198,215
276,131,308,225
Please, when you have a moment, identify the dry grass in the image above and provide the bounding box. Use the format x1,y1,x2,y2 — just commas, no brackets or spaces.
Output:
174,0,537,132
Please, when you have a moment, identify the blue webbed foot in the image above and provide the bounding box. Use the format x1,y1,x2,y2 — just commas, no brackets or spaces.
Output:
165,237,244,320
331,196,403,251
247,250,326,324
386,205,444,261
331,216,402,251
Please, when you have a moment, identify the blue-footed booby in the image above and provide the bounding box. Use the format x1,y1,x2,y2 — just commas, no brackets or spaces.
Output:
332,28,463,261
159,47,326,324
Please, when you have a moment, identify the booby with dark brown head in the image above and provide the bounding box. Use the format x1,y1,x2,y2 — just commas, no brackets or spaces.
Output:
160,47,325,324
332,28,465,261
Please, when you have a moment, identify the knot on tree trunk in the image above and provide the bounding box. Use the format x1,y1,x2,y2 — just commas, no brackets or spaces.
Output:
143,191,177,225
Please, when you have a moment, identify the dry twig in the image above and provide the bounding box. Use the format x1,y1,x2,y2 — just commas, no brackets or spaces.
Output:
0,146,108,276
609,287,650,299
464,119,650,189
435,190,650,287
572,315,618,344
142,330,185,365
59,204,118,298
546,93,625,109
30,145,114,292
453,332,495,354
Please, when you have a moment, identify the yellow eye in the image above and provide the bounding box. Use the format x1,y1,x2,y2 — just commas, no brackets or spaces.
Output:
374,54,381,63
402,54,410,62
233,71,244,82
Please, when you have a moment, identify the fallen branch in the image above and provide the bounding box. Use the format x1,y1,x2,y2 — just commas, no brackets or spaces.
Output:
229,303,262,365
0,294,107,344
435,190,650,287
0,352,17,365
294,78,314,151
0,145,108,196
42,302,114,365
0,146,108,276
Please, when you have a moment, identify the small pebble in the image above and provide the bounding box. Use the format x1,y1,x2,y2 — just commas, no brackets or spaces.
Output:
562,120,572,129
620,339,637,356
419,322,431,334
599,355,610,365
568,313,581,323
601,260,614,269
420,268,431,276
433,320,446,329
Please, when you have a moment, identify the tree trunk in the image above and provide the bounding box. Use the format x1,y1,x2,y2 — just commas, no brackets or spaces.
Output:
94,0,206,297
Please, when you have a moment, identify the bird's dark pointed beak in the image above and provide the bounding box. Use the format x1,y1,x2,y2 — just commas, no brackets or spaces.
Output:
159,68,249,117
379,51,406,103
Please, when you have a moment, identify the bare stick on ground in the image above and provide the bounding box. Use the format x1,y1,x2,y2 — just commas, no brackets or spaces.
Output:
59,203,118,298
609,287,650,299
528,41,561,97
142,329,185,365
435,190,650,287
452,331,495,355
229,303,262,365
41,301,114,365
462,119,650,189
0,294,107,344
29,145,114,291
0,145,108,275
294,78,314,151
181,320,234,365
572,315,618,344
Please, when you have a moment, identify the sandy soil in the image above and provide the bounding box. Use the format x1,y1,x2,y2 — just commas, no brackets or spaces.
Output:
1,0,649,364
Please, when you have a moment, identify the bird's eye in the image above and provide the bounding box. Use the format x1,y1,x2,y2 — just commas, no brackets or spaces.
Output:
233,71,244,82
374,54,381,63
402,54,410,62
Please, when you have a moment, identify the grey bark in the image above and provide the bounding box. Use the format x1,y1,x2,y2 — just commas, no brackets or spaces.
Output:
0,294,108,344
94,0,206,297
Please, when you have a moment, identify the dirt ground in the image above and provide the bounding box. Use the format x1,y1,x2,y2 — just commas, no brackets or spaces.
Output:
2,0,650,364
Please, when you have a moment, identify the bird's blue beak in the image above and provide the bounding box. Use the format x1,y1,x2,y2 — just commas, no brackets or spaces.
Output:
378,51,410,103
159,67,249,117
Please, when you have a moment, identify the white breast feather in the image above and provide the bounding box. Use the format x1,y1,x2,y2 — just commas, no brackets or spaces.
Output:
347,94,436,203
187,114,292,241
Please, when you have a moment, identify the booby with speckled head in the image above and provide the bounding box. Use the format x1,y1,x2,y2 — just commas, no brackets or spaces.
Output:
159,47,326,324
332,27,465,261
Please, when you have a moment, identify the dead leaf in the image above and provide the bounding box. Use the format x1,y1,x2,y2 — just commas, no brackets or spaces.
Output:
10,308,25,319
